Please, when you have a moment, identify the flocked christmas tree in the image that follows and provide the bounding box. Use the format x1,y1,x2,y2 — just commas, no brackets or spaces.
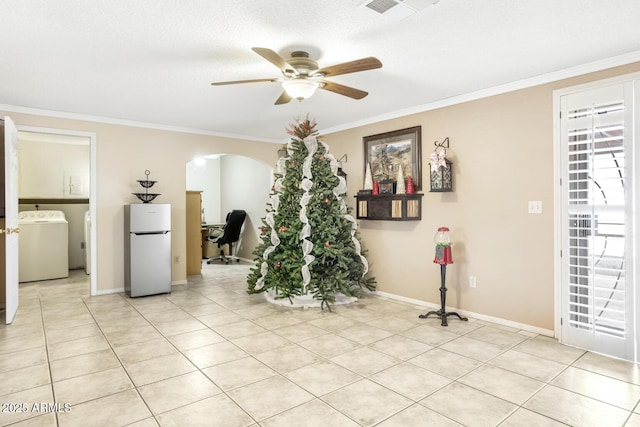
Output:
247,116,375,309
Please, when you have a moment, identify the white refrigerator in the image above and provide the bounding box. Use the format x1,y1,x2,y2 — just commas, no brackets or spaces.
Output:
125,203,172,297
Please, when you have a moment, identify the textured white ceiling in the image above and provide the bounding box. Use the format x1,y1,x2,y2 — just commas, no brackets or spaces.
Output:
1,0,639,142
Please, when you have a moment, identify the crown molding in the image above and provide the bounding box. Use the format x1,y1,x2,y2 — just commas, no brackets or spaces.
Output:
323,50,640,135
3,50,640,143
0,104,282,145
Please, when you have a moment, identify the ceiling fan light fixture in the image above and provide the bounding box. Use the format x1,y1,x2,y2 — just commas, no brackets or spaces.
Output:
212,47,382,104
282,78,319,100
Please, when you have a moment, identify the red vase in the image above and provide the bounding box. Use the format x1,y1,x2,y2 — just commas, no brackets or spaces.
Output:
372,181,380,195
406,176,415,194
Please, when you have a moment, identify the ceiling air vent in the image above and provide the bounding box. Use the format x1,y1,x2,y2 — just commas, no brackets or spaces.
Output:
359,0,440,21
365,0,400,14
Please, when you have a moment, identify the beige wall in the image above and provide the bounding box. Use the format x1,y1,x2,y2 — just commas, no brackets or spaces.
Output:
0,112,278,293
186,156,222,224
219,155,273,260
3,61,640,330
323,62,640,331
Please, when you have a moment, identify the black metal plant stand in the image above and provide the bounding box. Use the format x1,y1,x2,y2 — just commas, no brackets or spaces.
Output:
419,264,468,326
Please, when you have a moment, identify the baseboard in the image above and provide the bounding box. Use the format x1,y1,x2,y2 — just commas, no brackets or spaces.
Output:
94,287,124,296
374,290,554,337
94,283,185,295
203,256,252,264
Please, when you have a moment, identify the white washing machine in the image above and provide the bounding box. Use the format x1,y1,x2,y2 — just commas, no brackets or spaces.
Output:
18,210,69,283
84,210,91,275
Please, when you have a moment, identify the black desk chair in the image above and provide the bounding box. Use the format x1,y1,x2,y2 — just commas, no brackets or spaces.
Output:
206,210,247,264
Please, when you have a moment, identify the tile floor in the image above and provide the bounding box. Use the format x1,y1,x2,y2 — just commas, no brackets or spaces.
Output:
2,263,640,426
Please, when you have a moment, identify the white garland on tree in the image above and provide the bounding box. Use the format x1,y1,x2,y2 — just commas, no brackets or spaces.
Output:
256,135,369,298
316,138,369,277
299,136,317,292
254,157,286,290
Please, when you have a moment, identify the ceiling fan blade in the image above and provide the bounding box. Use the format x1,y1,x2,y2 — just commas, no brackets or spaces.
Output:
320,80,368,100
316,57,382,78
275,91,292,105
211,78,278,86
252,47,297,74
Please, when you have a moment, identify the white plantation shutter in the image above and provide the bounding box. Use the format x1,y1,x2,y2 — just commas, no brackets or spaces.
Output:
559,80,637,361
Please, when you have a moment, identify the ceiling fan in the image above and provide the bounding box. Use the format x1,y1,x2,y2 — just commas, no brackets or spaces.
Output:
211,47,382,105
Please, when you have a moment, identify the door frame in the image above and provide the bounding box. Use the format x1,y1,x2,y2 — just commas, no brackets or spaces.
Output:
4,117,19,323
17,125,97,296
553,71,640,349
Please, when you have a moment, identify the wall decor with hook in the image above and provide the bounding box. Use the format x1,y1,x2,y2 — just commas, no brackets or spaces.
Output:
429,137,453,192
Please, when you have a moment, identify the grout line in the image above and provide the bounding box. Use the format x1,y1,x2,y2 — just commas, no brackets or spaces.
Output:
81,291,159,424
38,284,59,427
119,277,262,424
10,266,640,426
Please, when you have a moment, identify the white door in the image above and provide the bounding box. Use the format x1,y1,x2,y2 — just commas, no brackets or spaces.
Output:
558,81,637,360
4,116,19,324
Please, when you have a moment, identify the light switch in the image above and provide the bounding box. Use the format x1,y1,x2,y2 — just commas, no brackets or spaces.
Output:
69,174,83,195
528,201,542,214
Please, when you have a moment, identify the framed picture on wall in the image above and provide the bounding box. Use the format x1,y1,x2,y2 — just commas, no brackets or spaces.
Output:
379,179,395,194
363,126,422,191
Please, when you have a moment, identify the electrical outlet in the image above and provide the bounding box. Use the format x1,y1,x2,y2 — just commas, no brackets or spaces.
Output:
528,201,542,214
469,276,477,288
174,256,180,264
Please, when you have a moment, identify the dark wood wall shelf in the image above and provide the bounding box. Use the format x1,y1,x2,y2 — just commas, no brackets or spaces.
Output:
19,198,89,205
355,193,423,221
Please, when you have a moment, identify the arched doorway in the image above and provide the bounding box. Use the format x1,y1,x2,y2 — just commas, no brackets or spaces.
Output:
186,153,273,273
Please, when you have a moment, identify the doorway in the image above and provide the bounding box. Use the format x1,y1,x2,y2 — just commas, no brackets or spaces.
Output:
555,74,639,361
186,153,273,269
16,126,97,296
